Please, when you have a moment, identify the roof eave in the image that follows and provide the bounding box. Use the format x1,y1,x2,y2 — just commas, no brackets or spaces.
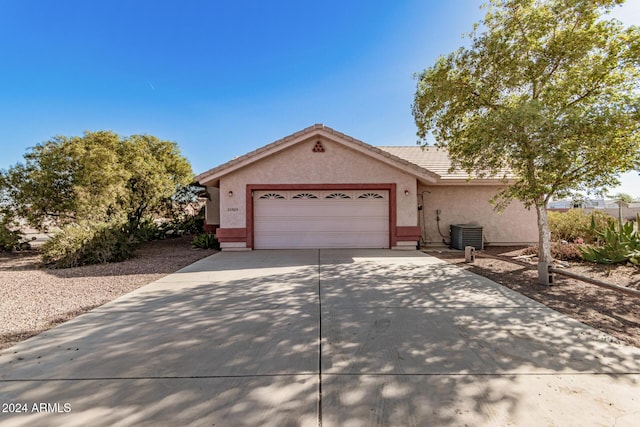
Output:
196,124,441,186
432,177,516,185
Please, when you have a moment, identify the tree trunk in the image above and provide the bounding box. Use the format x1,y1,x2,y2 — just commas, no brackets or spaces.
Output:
535,203,553,285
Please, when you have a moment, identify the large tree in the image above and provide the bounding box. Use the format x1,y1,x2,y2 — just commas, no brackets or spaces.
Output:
118,134,194,226
413,0,640,283
1,131,193,228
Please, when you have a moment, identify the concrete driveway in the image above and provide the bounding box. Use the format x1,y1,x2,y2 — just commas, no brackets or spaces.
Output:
1,249,639,426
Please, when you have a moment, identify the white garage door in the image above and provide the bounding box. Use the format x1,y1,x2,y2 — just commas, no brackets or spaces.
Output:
254,190,389,249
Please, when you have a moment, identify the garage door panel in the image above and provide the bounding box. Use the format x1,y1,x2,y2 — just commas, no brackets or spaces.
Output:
256,202,386,217
255,232,388,249
254,190,390,249
255,218,389,233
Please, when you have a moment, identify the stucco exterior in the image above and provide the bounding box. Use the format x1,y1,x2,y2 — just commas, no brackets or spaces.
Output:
197,124,539,250
219,136,418,229
418,184,538,246
204,187,220,228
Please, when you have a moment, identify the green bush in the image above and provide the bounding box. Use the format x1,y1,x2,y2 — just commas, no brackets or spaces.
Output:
0,222,22,252
41,221,137,268
179,214,204,235
165,211,205,236
580,214,640,265
192,233,220,250
129,217,166,242
548,209,612,243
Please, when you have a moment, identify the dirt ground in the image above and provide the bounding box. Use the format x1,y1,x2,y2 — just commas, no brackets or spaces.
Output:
427,246,640,349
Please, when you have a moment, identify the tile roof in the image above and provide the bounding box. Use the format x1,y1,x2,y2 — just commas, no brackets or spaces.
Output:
195,124,439,185
195,124,513,185
377,146,514,181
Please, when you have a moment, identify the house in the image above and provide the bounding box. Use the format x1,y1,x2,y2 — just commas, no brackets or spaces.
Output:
548,198,607,209
195,124,538,251
549,198,640,220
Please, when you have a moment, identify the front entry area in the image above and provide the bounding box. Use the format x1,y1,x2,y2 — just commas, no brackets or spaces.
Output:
253,190,389,249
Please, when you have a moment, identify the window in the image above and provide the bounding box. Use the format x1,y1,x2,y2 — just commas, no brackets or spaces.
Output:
358,192,384,199
292,193,319,199
259,193,285,199
325,193,351,199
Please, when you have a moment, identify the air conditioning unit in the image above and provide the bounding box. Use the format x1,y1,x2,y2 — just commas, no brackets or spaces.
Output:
450,224,483,250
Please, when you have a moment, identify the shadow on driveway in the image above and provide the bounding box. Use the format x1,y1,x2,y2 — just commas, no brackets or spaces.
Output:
0,249,639,426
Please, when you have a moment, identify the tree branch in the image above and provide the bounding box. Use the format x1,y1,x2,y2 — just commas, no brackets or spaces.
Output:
564,81,606,108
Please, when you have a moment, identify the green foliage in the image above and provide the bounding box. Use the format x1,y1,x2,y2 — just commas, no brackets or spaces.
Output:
1,131,193,229
192,233,220,250
159,202,205,237
580,214,640,264
412,0,640,267
124,209,205,243
128,217,166,242
0,221,22,252
118,135,194,226
548,209,612,243
41,221,137,268
611,192,639,203
160,185,205,232
186,216,204,234
174,209,205,235
2,132,128,227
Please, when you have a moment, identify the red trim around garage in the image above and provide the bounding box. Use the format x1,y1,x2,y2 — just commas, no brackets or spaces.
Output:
246,183,398,249
396,226,421,242
216,227,247,243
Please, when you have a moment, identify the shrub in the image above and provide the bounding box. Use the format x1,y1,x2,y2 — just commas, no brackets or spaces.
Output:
520,243,583,261
159,214,205,238
129,217,166,242
163,210,205,236
179,214,204,235
41,221,137,268
0,222,22,252
580,214,640,265
548,209,612,244
550,242,584,261
192,233,220,250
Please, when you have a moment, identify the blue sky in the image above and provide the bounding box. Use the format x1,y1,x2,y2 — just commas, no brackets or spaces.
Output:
1,0,638,197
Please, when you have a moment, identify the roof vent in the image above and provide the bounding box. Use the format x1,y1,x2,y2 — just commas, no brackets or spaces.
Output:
312,140,325,153
450,224,483,250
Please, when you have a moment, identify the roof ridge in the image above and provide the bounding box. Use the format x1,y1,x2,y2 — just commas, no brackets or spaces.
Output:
195,125,440,185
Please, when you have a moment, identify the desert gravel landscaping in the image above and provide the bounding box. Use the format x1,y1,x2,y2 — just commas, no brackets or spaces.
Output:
0,236,216,352
429,246,640,349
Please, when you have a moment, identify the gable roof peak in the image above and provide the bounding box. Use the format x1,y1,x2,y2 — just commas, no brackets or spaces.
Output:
195,124,439,185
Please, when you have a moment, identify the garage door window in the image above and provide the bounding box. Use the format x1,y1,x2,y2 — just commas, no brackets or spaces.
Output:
358,192,384,199
325,193,351,199
292,193,319,199
259,193,285,199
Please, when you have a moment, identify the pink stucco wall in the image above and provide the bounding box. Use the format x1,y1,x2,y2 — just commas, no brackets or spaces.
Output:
219,136,418,229
418,184,538,246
